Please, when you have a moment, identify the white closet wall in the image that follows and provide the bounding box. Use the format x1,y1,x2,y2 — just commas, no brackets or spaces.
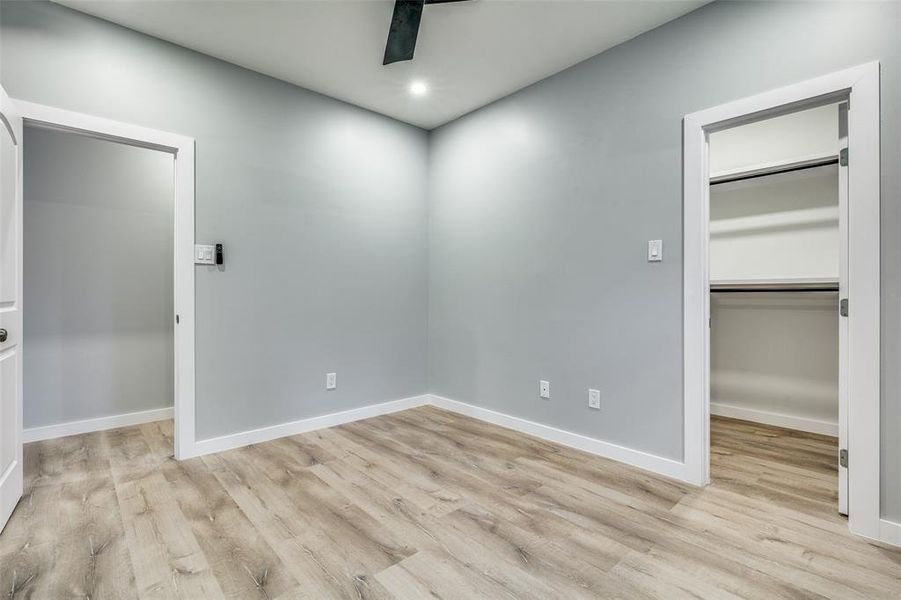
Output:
710,293,838,433
709,105,839,435
710,165,839,282
709,104,839,176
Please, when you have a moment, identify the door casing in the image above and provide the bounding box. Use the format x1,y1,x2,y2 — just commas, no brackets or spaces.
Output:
682,62,881,541
14,100,199,460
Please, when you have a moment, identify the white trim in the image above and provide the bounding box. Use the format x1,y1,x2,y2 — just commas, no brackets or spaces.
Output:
14,102,192,154
427,394,691,483
173,130,196,462
836,101,850,516
23,407,174,443
710,402,837,437
118,391,691,483
190,394,431,457
13,99,197,460
18,387,900,548
683,62,881,540
879,519,901,548
683,106,710,488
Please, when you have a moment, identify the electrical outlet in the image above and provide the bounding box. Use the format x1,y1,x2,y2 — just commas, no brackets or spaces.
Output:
588,388,601,410
539,380,550,399
326,372,337,390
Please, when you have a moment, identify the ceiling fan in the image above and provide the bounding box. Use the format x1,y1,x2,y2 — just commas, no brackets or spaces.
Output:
383,0,472,65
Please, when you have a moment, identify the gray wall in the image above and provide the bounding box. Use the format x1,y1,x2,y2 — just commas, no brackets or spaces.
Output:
24,126,174,428
427,1,901,518
1,1,429,439
4,0,901,520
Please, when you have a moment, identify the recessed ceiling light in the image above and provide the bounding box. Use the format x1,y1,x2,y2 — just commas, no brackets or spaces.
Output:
409,81,428,97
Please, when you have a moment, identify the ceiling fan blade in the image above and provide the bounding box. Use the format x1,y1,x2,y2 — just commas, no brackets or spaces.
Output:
383,0,425,65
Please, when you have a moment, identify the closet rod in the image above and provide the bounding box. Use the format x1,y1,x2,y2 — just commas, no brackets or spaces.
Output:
710,286,838,293
710,156,838,186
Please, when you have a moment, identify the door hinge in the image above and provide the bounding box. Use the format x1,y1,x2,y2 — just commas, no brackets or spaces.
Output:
839,298,849,317
176,314,180,324
839,448,848,468
840,148,848,167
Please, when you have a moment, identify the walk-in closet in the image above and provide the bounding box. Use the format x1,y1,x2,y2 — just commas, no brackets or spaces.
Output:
708,103,844,471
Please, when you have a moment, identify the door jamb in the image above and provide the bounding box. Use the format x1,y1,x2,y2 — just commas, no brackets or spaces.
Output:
14,100,198,460
682,62,880,540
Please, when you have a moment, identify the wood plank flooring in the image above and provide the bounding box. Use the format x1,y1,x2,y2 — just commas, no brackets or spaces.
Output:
2,408,900,599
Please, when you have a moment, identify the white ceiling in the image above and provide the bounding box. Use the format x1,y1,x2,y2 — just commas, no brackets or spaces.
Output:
57,0,707,129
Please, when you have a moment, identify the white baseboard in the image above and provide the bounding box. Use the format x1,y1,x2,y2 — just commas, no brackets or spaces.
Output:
189,393,691,484
191,394,431,456
23,406,174,443
16,395,833,488
19,391,898,548
426,394,691,484
711,401,838,436
879,519,901,547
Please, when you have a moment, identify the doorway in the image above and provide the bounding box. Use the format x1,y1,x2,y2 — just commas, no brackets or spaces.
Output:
14,101,198,461
706,102,846,517
0,94,195,535
682,63,881,540
23,125,176,445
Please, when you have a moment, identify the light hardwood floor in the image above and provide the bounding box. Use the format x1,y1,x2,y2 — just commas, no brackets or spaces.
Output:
1,407,900,599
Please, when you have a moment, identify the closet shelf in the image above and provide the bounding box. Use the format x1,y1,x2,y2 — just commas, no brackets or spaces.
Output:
710,278,839,293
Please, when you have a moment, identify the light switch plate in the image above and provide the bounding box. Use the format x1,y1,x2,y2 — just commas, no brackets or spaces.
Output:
588,389,601,410
194,244,216,265
539,380,550,399
647,239,663,262
326,372,337,390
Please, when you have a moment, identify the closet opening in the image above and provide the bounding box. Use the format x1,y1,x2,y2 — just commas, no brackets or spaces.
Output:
683,64,881,538
706,102,847,515
22,123,177,458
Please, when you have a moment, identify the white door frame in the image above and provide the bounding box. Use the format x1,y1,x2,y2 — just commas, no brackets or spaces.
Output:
682,62,881,540
14,100,198,460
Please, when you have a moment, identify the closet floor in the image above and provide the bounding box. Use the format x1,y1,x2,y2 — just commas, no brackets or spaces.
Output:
710,415,840,509
1,408,899,599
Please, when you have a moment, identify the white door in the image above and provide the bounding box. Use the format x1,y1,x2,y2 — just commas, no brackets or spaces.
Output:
0,85,23,533
837,101,849,516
